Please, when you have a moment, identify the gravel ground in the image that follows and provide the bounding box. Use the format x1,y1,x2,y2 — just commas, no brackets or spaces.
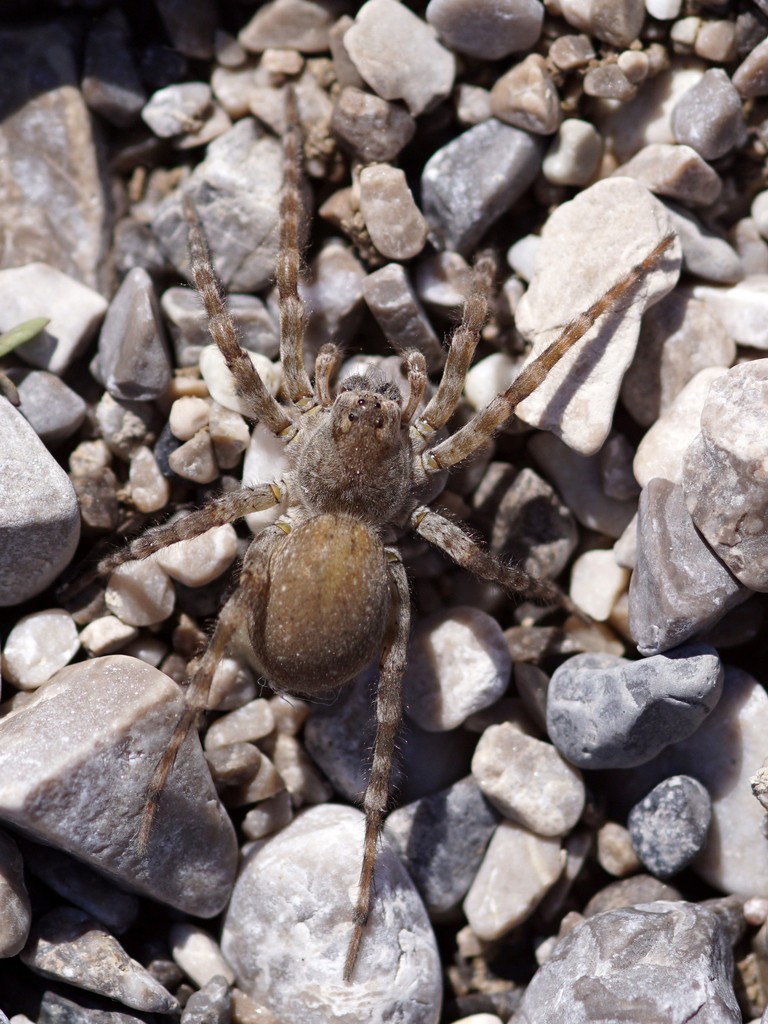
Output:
2,1,768,1022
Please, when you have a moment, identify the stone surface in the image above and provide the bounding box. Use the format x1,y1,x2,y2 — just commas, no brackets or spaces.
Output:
514,901,740,1023
79,616,138,657
596,821,641,878
542,118,603,186
141,82,213,138
156,524,238,587
221,805,442,1022
0,402,80,606
162,287,278,368
331,87,415,162
692,277,768,349
463,821,564,940
403,607,511,731
82,10,147,127
426,0,543,59
583,64,636,102
345,0,455,117
583,874,681,917
628,478,750,655
359,164,427,261
0,830,30,957
515,178,681,455
238,0,335,53
421,119,543,254
129,446,171,513
170,923,235,987
546,644,723,769
21,907,179,1013
472,724,584,836
0,656,237,916
181,976,231,1024
1,609,80,690
105,560,175,627
386,776,499,915
490,54,561,135
8,369,87,446
560,0,645,47
569,549,629,621
682,360,768,592
200,343,282,416
671,68,746,161
362,266,443,371
613,143,722,207
664,203,744,285
733,37,768,97
628,775,712,878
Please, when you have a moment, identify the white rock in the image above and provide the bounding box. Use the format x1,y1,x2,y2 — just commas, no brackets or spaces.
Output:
404,607,511,731
105,559,175,627
141,82,212,138
569,549,630,621
156,524,238,587
645,0,682,18
79,616,139,657
169,922,235,987
463,821,564,940
2,610,80,689
692,277,768,348
751,190,768,239
542,118,603,186
169,396,210,441
242,421,290,533
128,446,170,514
507,234,540,282
241,790,293,840
633,366,727,487
204,699,276,750
464,352,524,412
199,344,282,415
515,178,681,455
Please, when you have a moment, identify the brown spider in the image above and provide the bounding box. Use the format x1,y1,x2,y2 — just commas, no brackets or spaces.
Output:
94,94,675,980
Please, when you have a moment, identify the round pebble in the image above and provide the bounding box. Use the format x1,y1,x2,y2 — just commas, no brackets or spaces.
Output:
169,396,210,441
542,118,603,186
2,609,80,689
170,923,235,988
627,775,712,879
105,559,175,627
156,524,238,587
426,0,544,60
671,68,746,160
358,164,427,261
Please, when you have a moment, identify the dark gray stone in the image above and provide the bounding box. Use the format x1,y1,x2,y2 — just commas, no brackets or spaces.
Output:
628,775,712,879
546,644,723,769
82,9,147,127
7,369,87,445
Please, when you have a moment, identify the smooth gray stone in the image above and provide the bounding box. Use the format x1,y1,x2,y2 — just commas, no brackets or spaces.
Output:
93,268,172,401
180,975,230,1024
671,68,747,160
7,368,87,445
331,86,415,162
0,829,30,957
513,901,740,1023
221,805,441,1023
628,478,749,655
161,288,278,368
546,644,723,769
628,775,712,879
386,776,500,915
0,656,237,917
421,118,543,253
426,0,544,59
583,874,681,917
664,202,744,284
0,401,80,606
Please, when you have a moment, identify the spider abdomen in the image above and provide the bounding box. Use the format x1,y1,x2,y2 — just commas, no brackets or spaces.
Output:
251,514,390,695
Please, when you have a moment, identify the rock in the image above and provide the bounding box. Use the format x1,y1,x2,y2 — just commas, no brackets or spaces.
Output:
241,791,293,840
671,68,746,160
628,478,750,655
421,119,543,254
105,560,175,627
731,217,768,275
472,724,584,836
358,165,427,261
403,607,511,731
621,289,734,427
0,656,237,916
361,265,443,371
583,874,681,916
628,775,712,878
546,644,723,769
345,0,455,117
733,37,768,97
426,0,543,59
490,55,561,135
170,923,235,987
95,393,158,462
613,143,722,207
0,23,109,290
155,0,216,58
168,429,219,484
0,264,107,376
199,343,282,415
221,805,442,1022
514,901,740,1023
386,777,499,915
129,447,171,513
299,240,367,352
599,432,640,501
162,287,278,368
583,65,637,102
542,118,603,186
1,609,80,689
82,9,147,127
569,549,629,622
7,369,87,446
596,822,641,877
209,404,250,471
0,402,80,606
21,907,179,1013
560,0,645,47
548,33,595,70
0,830,30,957
141,82,213,138
694,19,738,63
463,821,564,940
515,178,681,455
238,0,335,53
181,976,231,1024
331,87,415,162
682,360,768,591
663,203,744,285
156,524,238,587
692,277,768,349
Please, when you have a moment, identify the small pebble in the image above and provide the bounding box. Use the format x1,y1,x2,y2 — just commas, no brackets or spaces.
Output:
569,549,629,622
105,559,175,627
692,277,768,349
330,87,415,162
694,19,738,63
345,0,455,117
169,396,210,441
403,607,511,731
583,874,681,917
128,445,171,513
614,143,722,207
181,975,231,1024
664,202,744,285
548,33,595,70
206,742,262,788
490,54,561,135
141,81,212,137
0,830,30,957
266,731,332,807
627,775,712,878
300,240,367,351
209,403,250,470
170,922,235,988
599,432,640,502
241,790,293,841
472,724,584,837
583,65,637,102
95,392,157,461
546,644,723,769
8,369,87,446
358,164,427,261
79,615,138,657
168,428,219,484
671,68,746,161
238,0,335,53
426,0,543,60
463,821,564,940
222,749,284,807
200,344,282,414
733,36,768,97
464,351,523,412
362,265,443,371
162,287,278,367
561,0,645,47
507,234,539,281
156,524,238,587
205,699,276,750
542,119,603,186
2,609,80,689
596,822,641,877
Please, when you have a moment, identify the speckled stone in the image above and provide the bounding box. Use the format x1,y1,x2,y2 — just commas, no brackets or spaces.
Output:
331,87,415,162
627,775,712,878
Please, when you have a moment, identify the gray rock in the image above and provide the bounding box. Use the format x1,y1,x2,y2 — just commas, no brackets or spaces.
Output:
362,265,443,372
664,202,744,284
0,23,109,291
82,10,147,127
546,644,723,769
239,0,335,53
7,369,86,445
583,64,636,101
181,976,231,1024
95,393,159,462
161,287,278,368
421,119,543,254
345,0,455,117
733,217,768,275
671,68,747,161
359,165,428,261
0,656,237,917
426,0,544,59
734,35,768,96
514,901,740,1023
0,402,80,606
386,776,499,915
299,240,366,353
93,268,172,401
628,775,712,878
20,907,179,1013
562,0,645,47
583,873,681,916
221,805,441,1022
0,829,30,957
613,143,722,207
628,478,750,655
682,360,768,592
490,54,561,135
331,87,415,162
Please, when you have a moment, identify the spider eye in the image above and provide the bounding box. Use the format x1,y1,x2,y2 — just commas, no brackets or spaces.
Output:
348,412,356,422
358,398,366,406
375,418,384,428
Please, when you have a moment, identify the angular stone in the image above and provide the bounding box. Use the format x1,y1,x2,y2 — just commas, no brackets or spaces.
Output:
0,656,237,916
105,560,175,627
359,164,427,261
221,805,442,1021
426,0,544,59
361,267,443,369
560,0,645,47
300,240,366,352
583,64,636,102
692,277,768,349
239,0,335,53
671,68,746,160
583,874,681,917
156,524,238,587
331,87,415,162
141,82,213,138
170,923,235,987
613,143,722,207
490,54,561,135
181,976,231,1024
569,549,629,622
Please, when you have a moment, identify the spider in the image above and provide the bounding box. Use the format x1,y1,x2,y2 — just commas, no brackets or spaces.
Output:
94,92,675,981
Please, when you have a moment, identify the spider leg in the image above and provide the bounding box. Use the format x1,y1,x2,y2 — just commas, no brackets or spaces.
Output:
344,553,410,982
183,196,296,438
276,85,313,407
410,254,494,446
410,505,579,615
400,350,427,426
314,343,342,407
421,234,676,473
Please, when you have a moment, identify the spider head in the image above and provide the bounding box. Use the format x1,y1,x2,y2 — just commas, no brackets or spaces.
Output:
332,375,402,445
